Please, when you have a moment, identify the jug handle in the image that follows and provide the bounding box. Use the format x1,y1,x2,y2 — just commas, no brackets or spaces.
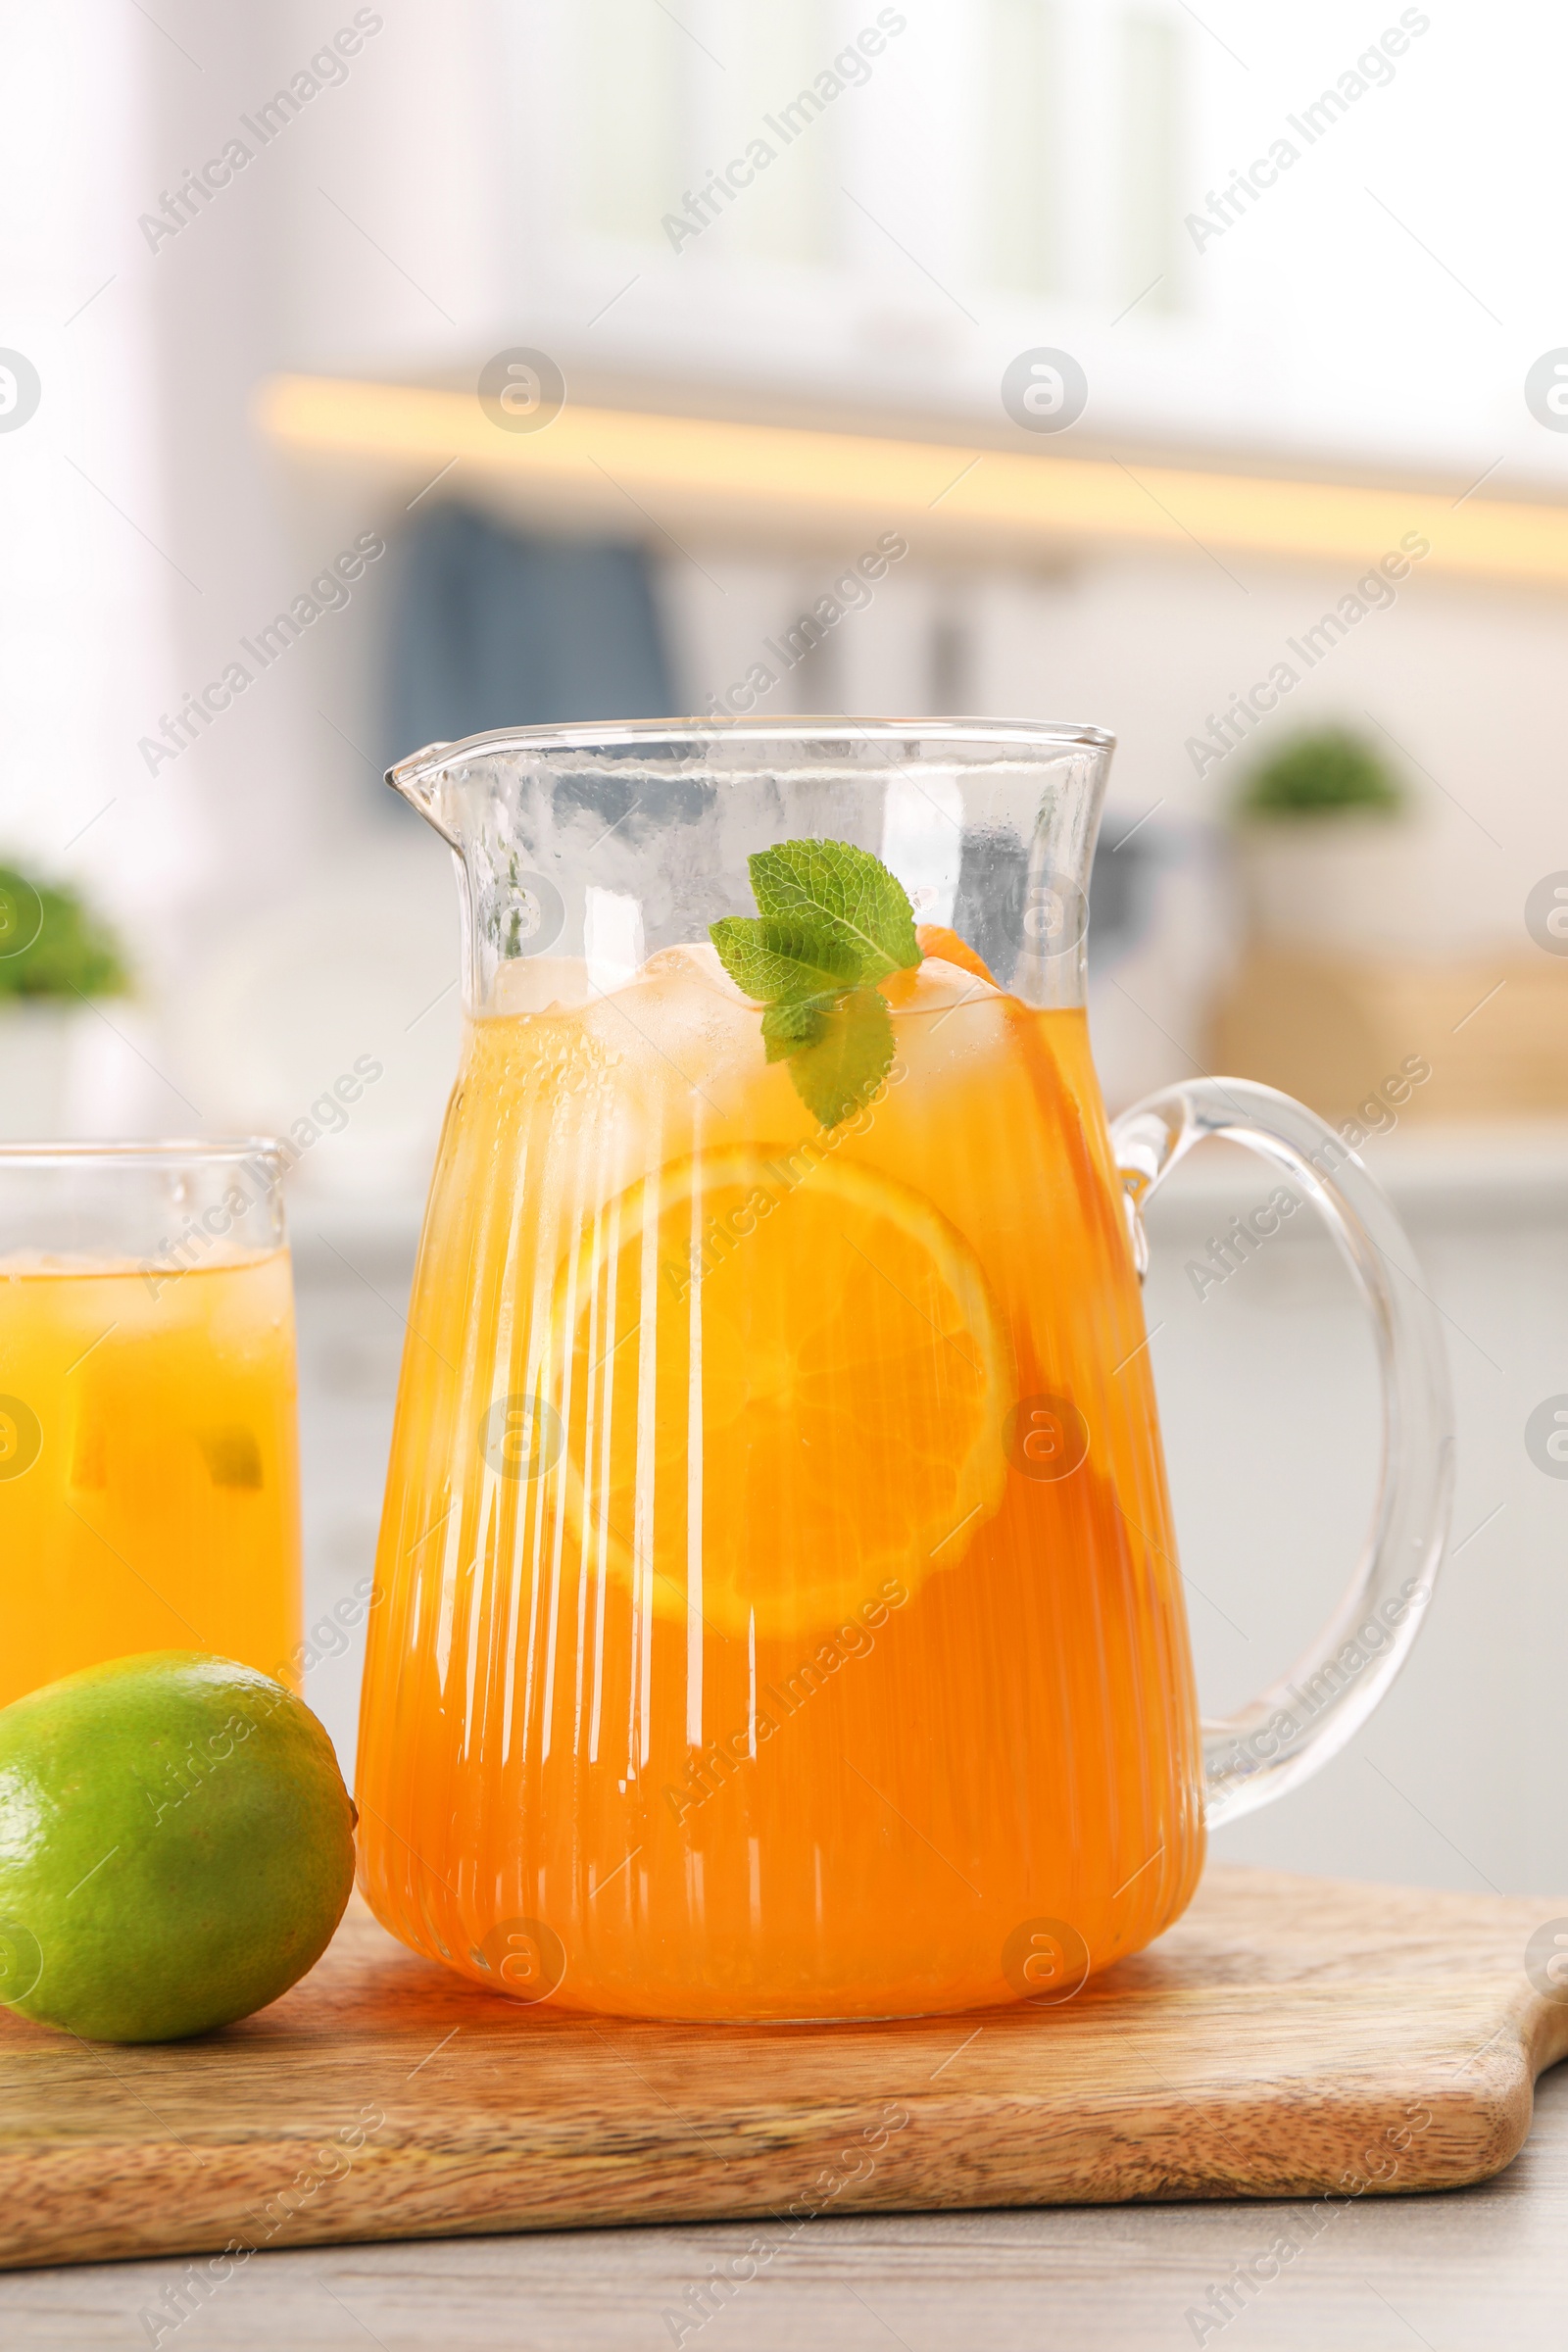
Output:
1108,1076,1454,1832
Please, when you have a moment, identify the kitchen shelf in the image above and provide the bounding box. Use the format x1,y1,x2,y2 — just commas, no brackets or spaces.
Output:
259,374,1568,585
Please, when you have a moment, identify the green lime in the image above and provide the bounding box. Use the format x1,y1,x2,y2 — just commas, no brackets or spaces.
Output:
0,1650,356,2042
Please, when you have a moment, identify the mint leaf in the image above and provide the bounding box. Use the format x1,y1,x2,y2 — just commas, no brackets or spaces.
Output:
760,999,830,1062
786,987,895,1128
710,838,920,1129
746,839,920,981
710,915,861,1005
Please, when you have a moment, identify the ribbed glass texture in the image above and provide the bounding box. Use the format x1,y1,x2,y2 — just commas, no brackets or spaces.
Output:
356,723,1205,2020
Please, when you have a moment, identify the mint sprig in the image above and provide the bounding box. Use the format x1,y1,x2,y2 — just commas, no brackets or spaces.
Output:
710,839,922,1128
745,837,921,975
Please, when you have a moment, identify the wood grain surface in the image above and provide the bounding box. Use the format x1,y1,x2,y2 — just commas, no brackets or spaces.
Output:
2,1863,1566,2276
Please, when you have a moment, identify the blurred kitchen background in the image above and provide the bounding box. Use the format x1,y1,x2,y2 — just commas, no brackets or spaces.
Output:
5,1,1568,1898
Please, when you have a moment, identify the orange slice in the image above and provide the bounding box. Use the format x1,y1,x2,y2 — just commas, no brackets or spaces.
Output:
915,924,998,984
553,1144,1011,1639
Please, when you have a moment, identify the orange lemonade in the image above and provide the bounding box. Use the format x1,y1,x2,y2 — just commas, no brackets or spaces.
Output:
0,1250,302,1706
357,938,1204,2018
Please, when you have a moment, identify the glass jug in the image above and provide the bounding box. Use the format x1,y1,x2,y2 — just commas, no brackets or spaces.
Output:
356,719,1451,2023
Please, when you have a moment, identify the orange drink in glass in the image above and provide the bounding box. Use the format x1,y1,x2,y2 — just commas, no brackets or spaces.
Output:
360,947,1200,2017
0,1143,302,1706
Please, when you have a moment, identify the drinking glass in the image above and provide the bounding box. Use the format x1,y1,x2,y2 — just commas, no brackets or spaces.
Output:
0,1140,303,1706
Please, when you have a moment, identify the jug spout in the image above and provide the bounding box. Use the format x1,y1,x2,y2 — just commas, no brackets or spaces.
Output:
386,739,463,848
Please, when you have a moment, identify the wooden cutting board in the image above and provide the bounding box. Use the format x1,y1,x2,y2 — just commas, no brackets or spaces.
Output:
3,1863,1566,2274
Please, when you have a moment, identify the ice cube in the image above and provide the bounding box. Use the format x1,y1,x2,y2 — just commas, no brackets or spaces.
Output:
197,1426,264,1489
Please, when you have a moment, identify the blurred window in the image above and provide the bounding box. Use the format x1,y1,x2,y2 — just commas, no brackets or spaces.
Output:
1118,9,1184,313
984,0,1062,298
564,0,1187,314
577,0,685,245
724,3,836,267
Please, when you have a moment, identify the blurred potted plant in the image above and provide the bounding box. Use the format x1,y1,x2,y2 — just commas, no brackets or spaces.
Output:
0,865,129,1138
1232,728,1410,956
1218,724,1568,1122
